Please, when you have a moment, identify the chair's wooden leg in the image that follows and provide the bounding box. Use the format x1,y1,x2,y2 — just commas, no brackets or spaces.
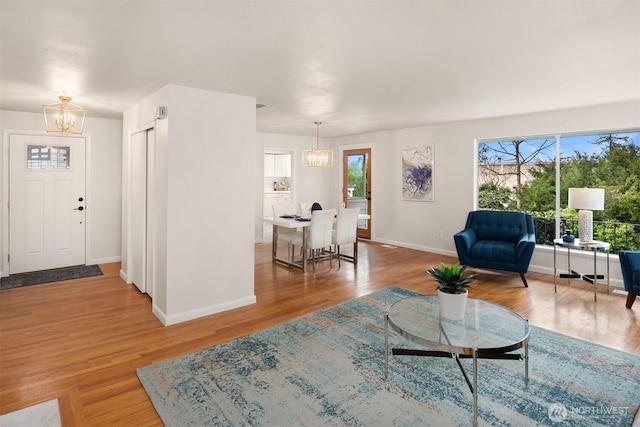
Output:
626,292,637,309
337,245,341,268
519,272,529,288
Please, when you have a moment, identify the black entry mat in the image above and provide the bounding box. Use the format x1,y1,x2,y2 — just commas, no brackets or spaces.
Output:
0,265,103,290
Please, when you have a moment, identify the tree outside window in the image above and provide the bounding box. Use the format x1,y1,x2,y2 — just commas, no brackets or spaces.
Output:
478,131,640,252
347,154,367,199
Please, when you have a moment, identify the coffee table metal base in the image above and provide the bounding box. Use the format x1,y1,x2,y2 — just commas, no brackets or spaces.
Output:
389,344,526,406
383,297,529,427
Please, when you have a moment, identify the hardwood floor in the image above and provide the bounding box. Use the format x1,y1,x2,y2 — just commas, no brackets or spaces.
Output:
1,241,638,426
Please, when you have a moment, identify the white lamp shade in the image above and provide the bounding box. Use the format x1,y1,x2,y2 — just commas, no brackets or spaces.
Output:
568,188,604,211
303,121,333,167
303,148,333,167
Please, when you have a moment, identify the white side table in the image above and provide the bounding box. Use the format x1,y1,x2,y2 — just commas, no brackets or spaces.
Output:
553,238,610,301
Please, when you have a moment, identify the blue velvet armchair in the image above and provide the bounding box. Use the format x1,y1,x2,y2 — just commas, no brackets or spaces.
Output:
618,251,640,309
454,210,536,287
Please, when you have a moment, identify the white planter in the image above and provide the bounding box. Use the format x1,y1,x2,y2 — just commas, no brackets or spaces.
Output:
437,289,468,320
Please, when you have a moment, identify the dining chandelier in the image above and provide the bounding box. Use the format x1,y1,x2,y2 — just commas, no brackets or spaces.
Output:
303,121,333,167
42,95,86,135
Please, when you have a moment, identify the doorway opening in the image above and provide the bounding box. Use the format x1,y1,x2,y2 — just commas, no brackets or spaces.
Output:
342,148,371,239
263,149,294,241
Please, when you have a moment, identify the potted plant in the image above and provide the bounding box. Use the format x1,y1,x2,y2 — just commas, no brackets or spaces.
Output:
427,262,478,320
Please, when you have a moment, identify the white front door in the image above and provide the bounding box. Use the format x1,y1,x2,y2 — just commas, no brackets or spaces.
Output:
9,134,86,274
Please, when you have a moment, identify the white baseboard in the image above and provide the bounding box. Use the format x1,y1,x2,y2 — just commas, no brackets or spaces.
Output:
371,239,625,290
154,294,257,326
90,256,121,265
372,237,458,258
119,269,131,284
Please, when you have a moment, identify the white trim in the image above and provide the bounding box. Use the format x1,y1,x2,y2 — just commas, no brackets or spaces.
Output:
475,126,640,145
554,134,561,238
372,237,625,289
2,130,9,277
84,134,93,268
129,121,155,136
473,139,479,209
373,237,457,258
90,256,121,264
153,295,257,326
119,269,131,284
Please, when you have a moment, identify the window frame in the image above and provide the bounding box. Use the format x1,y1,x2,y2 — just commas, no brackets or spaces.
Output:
476,127,640,248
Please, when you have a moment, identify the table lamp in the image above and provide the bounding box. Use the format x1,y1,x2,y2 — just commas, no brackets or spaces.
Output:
568,188,604,244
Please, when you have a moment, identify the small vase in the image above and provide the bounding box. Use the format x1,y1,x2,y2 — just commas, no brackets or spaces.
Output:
437,289,468,320
562,229,575,243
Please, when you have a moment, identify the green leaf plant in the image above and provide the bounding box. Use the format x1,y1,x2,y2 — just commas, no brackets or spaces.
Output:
427,262,478,294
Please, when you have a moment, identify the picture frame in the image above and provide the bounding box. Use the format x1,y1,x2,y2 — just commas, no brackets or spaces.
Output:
402,146,434,202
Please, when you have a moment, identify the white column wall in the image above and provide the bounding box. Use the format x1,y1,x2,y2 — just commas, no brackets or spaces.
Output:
123,85,256,326
165,85,256,323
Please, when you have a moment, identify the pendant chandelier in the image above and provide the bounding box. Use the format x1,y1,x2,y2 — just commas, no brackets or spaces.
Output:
303,121,333,167
42,95,86,135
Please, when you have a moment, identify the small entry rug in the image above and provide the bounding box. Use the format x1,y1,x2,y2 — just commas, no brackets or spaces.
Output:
0,265,103,290
137,287,640,426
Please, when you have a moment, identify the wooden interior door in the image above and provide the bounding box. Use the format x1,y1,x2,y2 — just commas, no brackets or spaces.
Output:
342,148,371,239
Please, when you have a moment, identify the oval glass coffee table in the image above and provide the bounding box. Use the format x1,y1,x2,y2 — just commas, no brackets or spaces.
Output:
384,295,530,427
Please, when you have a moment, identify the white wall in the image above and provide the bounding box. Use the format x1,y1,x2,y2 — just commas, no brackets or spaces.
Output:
123,85,256,325
330,100,640,286
0,110,123,276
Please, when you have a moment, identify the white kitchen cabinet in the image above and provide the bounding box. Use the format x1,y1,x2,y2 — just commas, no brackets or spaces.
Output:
264,154,275,178
274,154,291,177
264,154,291,177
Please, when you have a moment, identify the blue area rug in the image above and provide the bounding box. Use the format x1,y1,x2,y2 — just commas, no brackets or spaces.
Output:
137,287,640,426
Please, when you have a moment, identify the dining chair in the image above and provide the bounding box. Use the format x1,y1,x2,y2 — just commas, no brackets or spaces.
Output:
291,208,336,272
272,204,298,262
332,208,360,267
298,202,313,218
299,202,322,218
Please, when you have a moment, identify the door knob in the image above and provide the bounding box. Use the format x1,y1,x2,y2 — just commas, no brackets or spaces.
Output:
74,206,84,211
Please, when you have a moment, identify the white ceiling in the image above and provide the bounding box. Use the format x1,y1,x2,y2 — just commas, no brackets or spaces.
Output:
1,1,638,138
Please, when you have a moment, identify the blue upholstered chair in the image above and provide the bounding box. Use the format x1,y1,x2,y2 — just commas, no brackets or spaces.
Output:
454,210,536,287
618,251,640,309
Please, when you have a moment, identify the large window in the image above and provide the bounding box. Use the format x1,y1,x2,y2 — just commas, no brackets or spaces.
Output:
478,130,640,252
